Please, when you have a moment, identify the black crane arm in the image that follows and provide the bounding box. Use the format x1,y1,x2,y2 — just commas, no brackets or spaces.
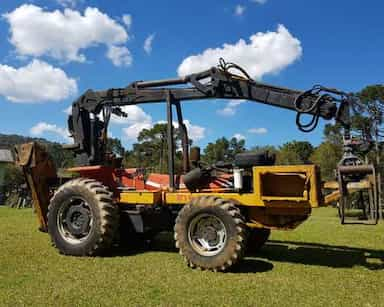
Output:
67,60,354,166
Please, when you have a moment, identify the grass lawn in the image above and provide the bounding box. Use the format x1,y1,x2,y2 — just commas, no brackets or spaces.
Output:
0,206,383,307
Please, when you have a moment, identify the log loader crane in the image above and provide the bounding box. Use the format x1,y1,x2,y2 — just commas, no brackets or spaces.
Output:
15,59,378,271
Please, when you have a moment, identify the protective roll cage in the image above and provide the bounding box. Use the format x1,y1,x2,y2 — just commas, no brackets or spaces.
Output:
66,59,359,190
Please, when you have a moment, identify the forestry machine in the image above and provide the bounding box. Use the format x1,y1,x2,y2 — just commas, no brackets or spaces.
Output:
15,59,378,271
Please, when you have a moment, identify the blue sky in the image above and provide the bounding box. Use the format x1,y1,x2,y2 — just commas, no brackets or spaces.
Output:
0,0,382,149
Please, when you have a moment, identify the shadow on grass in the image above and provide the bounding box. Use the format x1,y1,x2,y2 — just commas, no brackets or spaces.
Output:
107,232,177,257
254,240,384,270
107,233,384,271
110,238,275,273
108,233,275,273
229,259,274,273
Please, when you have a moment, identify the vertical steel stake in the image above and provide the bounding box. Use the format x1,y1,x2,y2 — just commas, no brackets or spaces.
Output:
166,91,175,191
175,101,190,173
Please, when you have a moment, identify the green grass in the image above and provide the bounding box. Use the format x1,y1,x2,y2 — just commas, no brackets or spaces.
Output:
0,207,383,307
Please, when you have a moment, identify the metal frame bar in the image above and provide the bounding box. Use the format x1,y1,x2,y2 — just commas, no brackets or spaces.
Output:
166,91,175,191
175,101,190,173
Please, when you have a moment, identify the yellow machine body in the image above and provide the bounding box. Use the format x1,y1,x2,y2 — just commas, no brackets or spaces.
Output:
119,165,322,229
15,142,323,231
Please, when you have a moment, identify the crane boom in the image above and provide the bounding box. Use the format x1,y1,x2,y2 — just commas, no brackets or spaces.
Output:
66,60,354,167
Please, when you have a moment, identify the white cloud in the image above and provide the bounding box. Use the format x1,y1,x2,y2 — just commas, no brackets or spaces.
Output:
158,120,205,142
57,0,82,8
64,104,151,127
144,33,155,55
183,120,205,142
62,102,205,143
123,118,206,143
4,5,130,64
106,46,132,67
64,104,152,141
233,133,246,140
234,5,246,16
0,59,77,103
217,100,245,116
122,14,132,29
115,105,152,140
177,24,302,79
251,0,267,4
122,122,152,140
217,106,236,116
63,106,72,115
30,122,71,142
248,127,268,134
110,105,152,125
63,104,154,141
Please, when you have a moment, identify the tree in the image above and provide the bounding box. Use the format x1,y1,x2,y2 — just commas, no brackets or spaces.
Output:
276,141,314,165
323,123,343,146
358,85,384,154
0,133,75,169
310,142,342,180
228,137,246,159
107,138,125,157
3,164,24,190
203,137,245,164
203,137,229,165
358,85,384,206
124,123,188,173
359,85,384,126
250,145,278,155
46,143,75,169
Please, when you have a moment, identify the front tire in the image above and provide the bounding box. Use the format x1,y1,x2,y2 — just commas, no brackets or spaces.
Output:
47,178,118,256
174,196,247,271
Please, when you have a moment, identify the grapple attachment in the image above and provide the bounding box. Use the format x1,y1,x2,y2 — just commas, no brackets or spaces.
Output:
337,164,379,225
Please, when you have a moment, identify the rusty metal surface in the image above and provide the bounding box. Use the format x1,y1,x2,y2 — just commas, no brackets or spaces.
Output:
325,179,371,191
338,165,374,174
14,142,57,231
14,142,34,166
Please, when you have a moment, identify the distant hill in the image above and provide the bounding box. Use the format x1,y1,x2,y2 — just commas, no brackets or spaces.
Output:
0,133,74,168
0,133,56,150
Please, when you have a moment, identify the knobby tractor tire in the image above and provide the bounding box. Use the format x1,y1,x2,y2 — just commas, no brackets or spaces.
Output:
174,196,247,272
47,178,119,256
246,228,271,253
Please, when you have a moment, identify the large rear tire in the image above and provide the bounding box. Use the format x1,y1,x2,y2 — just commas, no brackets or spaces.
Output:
174,196,247,271
47,178,118,256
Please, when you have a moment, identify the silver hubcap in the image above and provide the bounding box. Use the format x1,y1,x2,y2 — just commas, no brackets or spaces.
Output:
57,197,93,244
188,213,227,256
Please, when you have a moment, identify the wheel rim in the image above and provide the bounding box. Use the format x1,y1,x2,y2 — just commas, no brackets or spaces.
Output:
188,213,227,256
57,196,93,244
